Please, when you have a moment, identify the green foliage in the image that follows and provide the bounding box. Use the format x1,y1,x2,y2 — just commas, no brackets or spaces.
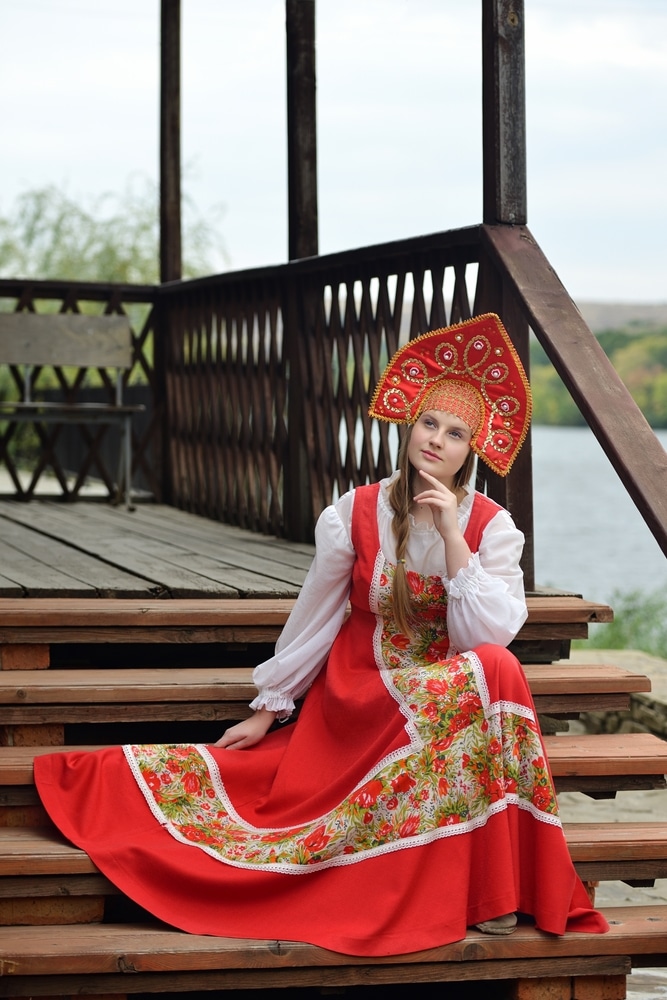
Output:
0,175,228,283
529,364,586,426
530,326,667,428
574,588,667,658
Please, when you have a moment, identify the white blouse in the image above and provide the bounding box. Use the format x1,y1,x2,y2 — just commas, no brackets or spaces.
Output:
250,474,528,716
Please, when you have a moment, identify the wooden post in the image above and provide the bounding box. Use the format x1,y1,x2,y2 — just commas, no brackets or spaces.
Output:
286,0,319,260
478,0,534,589
482,0,527,224
160,0,182,282
284,1,318,539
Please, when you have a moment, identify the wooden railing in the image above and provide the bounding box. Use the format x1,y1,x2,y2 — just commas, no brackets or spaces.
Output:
158,227,482,540
2,224,666,590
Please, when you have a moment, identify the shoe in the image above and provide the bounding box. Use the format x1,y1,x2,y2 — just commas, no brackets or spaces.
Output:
475,913,517,935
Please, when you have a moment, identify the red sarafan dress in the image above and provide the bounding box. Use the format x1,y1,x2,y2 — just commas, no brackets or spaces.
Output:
35,476,608,956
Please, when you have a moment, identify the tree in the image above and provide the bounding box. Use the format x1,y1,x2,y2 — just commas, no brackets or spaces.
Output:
0,175,228,284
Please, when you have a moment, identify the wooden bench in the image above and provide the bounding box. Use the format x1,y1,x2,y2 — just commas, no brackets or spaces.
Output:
0,313,144,508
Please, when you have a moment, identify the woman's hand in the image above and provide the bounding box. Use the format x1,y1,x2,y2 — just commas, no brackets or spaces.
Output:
413,470,460,540
214,708,277,750
413,470,472,578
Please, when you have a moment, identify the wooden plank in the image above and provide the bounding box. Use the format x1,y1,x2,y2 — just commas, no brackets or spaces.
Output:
4,823,664,882
0,625,283,645
125,502,318,561
518,597,613,624
0,576,23,598
0,504,299,597
522,663,651,695
0,874,114,898
0,895,105,926
0,827,99,875
1,505,241,598
0,596,610,628
52,500,316,574
0,747,105,785
0,539,98,598
2,734,666,787
0,314,132,369
0,956,633,995
0,908,664,974
0,598,294,627
0,520,152,598
545,733,667,777
0,663,646,702
0,705,251,726
0,668,256,704
564,822,667,862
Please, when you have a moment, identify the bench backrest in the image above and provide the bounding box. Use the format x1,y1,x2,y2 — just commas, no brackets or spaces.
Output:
0,314,133,370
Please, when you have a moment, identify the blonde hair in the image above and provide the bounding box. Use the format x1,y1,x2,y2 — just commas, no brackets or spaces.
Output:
387,426,476,636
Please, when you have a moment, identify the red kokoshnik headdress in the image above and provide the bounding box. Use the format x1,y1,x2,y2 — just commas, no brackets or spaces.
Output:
368,313,532,476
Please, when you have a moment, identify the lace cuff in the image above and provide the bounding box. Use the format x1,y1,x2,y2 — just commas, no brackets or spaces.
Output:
249,689,295,719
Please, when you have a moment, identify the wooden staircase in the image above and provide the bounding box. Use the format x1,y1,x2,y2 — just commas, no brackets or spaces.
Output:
0,596,666,1000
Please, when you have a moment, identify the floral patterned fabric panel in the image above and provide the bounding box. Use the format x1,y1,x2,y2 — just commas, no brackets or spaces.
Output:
125,564,559,872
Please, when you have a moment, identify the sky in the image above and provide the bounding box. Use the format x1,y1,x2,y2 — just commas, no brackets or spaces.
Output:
1,0,665,303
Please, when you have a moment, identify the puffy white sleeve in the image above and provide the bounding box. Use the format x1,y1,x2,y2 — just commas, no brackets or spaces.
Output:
444,508,528,653
250,498,356,716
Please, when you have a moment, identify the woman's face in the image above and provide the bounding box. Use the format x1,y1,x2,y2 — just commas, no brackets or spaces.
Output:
407,409,473,489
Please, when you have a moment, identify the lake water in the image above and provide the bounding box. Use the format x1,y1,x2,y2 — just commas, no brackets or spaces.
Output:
532,425,667,604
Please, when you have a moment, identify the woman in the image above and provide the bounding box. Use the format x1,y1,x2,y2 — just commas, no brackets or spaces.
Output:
35,313,608,955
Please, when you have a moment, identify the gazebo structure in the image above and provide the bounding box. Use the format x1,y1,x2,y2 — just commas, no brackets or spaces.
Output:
1,0,665,593
0,5,666,997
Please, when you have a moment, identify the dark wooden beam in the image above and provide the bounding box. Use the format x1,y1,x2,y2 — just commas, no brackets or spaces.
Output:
482,0,527,224
483,223,667,559
474,254,535,590
160,0,182,282
286,0,319,260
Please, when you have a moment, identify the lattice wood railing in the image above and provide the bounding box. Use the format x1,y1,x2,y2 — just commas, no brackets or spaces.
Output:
0,280,160,501
158,227,484,541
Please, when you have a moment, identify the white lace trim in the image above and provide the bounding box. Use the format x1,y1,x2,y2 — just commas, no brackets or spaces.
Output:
124,761,562,875
489,698,536,723
249,689,294,716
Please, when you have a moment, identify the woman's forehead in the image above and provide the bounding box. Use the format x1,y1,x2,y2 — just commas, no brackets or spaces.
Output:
421,409,472,429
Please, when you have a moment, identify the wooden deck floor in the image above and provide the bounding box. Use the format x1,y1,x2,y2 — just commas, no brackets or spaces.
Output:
0,501,314,599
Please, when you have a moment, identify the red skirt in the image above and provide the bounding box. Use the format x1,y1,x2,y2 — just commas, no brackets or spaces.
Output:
35,640,608,956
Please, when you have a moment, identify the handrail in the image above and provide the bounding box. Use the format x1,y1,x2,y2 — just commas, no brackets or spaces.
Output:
482,224,667,557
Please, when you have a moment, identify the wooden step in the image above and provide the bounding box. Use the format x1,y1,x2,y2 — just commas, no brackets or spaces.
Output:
0,663,651,725
1,733,666,794
0,595,613,646
0,909,663,989
2,822,665,887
